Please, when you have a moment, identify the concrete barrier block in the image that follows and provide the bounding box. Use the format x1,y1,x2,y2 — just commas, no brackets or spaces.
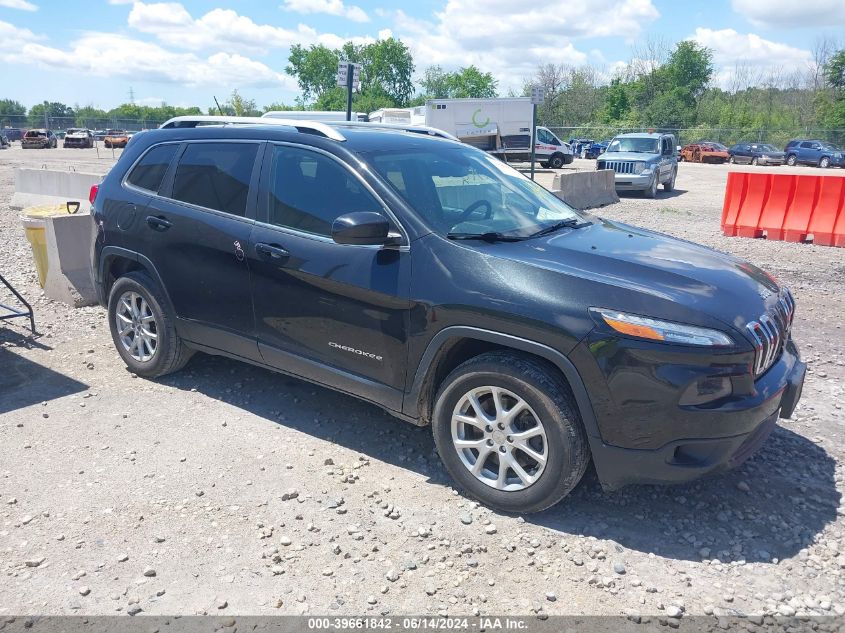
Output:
43,214,98,307
12,169,101,210
552,170,619,211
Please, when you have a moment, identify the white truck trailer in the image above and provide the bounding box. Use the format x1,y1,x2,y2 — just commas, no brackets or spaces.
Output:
407,98,573,168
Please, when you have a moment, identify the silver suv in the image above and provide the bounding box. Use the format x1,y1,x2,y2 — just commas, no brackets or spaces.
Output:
597,133,678,198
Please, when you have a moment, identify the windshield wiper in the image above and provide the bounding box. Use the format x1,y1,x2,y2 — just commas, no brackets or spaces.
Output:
528,218,588,238
447,231,526,242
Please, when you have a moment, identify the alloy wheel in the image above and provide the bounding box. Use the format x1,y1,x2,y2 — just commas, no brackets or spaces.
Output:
450,386,548,491
115,291,158,362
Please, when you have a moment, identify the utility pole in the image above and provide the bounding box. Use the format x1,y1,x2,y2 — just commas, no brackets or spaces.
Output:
43,100,49,130
129,87,135,104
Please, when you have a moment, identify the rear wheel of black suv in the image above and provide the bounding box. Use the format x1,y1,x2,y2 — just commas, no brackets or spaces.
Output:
107,271,193,378
432,351,590,513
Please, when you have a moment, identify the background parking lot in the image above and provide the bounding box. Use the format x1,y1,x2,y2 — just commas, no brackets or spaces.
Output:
1,147,843,619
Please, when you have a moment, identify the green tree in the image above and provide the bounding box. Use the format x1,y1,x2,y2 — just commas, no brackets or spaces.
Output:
825,49,845,93
419,65,498,99
286,37,415,108
28,102,74,127
0,98,26,127
286,43,339,102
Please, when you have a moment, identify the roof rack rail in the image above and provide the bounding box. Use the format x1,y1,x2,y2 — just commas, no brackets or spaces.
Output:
159,115,346,142
328,121,458,141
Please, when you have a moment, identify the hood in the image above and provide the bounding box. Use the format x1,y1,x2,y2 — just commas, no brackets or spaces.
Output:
485,219,780,334
598,152,659,162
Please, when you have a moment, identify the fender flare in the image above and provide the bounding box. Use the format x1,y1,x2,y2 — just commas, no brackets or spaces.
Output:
98,246,175,313
403,326,602,443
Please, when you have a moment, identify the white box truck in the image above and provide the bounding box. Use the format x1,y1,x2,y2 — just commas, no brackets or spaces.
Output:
410,98,573,168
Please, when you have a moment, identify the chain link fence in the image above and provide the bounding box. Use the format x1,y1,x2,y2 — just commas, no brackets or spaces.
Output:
546,126,845,150
2,112,844,149
0,114,166,132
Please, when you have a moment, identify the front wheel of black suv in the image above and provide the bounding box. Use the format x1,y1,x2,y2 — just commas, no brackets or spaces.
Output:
107,271,193,378
431,351,590,513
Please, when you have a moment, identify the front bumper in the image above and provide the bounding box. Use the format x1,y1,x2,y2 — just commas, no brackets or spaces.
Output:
572,335,805,490
758,156,785,165
612,171,655,191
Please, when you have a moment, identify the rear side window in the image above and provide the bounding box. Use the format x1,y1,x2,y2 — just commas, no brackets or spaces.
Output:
127,144,178,193
266,145,381,236
171,143,258,217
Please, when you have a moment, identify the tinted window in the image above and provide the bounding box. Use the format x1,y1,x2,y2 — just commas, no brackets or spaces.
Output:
172,143,258,217
127,144,178,193
800,142,814,149
267,146,381,236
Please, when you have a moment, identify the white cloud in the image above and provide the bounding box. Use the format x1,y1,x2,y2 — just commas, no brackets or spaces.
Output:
692,28,811,69
0,0,37,10
391,0,658,92
127,2,374,53
731,0,845,28
0,28,298,90
282,0,369,24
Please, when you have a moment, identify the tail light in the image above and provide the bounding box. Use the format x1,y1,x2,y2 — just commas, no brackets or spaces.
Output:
89,184,99,204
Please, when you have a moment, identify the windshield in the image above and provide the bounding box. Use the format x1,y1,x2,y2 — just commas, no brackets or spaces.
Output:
702,143,727,150
362,144,580,238
25,131,46,138
107,129,124,135
606,137,659,153
822,143,841,151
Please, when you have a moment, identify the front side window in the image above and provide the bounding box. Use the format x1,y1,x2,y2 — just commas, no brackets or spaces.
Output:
363,143,580,238
267,145,382,236
536,129,558,145
171,142,258,217
127,144,178,193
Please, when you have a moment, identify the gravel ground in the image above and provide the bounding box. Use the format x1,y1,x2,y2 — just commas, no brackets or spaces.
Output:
1,146,844,621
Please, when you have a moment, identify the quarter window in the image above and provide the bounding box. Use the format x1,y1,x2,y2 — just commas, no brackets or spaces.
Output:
266,146,382,237
127,144,178,193
171,143,258,217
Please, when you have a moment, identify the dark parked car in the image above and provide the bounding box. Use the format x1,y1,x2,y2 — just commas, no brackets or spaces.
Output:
2,127,23,142
0,133,9,149
783,140,844,168
728,143,784,166
91,116,805,513
21,129,57,149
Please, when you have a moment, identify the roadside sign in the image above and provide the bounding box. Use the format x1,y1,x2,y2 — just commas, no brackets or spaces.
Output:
530,86,545,105
337,62,361,89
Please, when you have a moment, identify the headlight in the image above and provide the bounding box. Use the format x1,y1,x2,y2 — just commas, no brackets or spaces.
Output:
591,308,734,346
633,161,646,174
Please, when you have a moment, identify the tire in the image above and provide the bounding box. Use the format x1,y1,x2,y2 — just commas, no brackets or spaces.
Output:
540,161,550,169
549,154,565,169
820,156,831,169
728,156,735,164
105,141,112,148
431,351,589,513
663,168,677,192
563,154,574,165
751,157,758,166
786,154,797,166
107,271,193,378
643,174,658,198
678,155,685,162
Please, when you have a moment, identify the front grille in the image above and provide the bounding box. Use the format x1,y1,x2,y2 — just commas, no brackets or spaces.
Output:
746,289,795,376
598,161,637,174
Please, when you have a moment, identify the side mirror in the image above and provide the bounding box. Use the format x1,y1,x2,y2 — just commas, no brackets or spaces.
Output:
332,211,398,246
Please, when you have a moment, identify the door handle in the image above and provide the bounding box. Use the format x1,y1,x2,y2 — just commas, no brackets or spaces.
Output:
146,215,172,231
255,242,290,260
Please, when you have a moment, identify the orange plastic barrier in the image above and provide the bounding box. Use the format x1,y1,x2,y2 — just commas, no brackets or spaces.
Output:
721,171,845,247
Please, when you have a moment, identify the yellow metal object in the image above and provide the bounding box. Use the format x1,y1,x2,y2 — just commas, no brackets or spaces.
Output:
20,204,70,288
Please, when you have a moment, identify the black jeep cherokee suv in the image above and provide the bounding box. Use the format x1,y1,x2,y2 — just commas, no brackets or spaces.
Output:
91,116,806,513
